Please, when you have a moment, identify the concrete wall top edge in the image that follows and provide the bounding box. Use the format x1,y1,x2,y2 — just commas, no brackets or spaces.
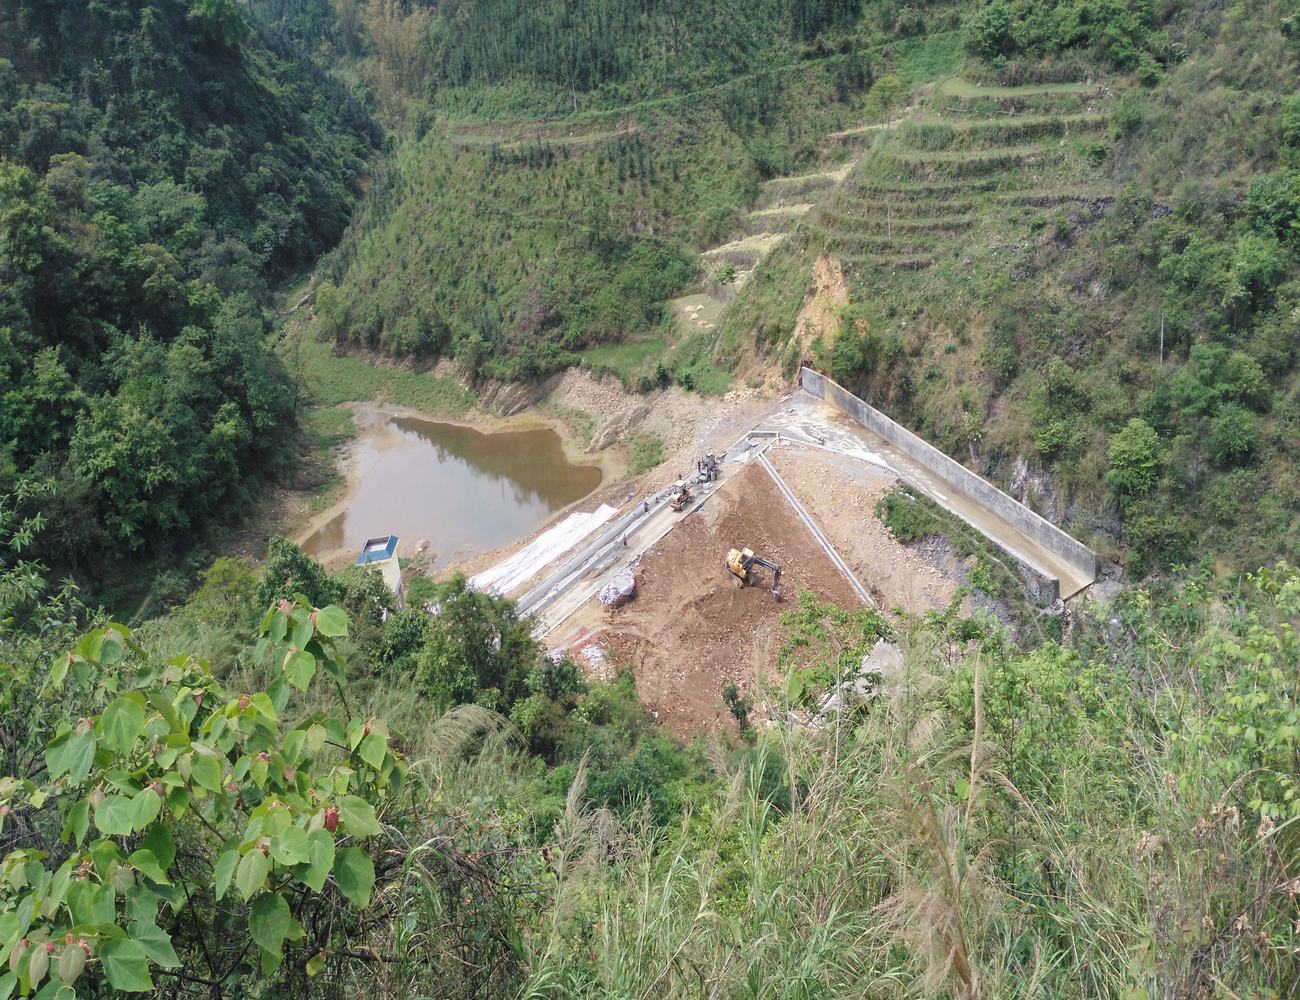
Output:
799,366,1096,584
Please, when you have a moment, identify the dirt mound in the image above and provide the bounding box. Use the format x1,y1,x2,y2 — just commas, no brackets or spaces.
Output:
586,461,860,735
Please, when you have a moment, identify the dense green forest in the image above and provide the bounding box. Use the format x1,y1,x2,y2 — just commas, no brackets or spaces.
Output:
0,0,376,580
0,0,1296,997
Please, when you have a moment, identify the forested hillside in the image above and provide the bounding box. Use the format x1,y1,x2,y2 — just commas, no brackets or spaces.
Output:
0,0,376,580
301,0,1300,574
310,0,884,383
790,0,1300,573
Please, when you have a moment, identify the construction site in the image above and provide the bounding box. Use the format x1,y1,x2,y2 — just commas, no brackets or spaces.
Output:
459,369,1097,736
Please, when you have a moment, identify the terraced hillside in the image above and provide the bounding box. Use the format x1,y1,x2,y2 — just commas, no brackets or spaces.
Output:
814,80,1108,278
715,0,1300,575
316,54,874,387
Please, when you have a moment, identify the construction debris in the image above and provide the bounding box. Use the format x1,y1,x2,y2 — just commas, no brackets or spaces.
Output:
597,566,636,606
815,639,902,720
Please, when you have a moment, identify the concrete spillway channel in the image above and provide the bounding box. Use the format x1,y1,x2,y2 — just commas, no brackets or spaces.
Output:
756,450,878,610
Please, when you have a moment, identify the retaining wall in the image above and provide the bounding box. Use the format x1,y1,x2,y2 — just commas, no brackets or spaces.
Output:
799,367,1096,594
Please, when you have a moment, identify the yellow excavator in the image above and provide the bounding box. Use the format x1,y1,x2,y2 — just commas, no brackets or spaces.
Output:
725,547,782,601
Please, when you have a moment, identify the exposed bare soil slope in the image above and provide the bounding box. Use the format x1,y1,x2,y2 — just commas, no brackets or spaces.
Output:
587,462,859,735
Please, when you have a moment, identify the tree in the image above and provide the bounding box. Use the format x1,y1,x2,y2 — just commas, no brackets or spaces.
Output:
415,577,539,712
360,0,432,113
0,483,85,782
1208,404,1257,465
257,537,343,611
0,348,84,467
0,599,404,994
1106,418,1164,500
189,0,250,48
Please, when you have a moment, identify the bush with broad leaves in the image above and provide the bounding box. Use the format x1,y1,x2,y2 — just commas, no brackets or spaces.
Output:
0,597,403,995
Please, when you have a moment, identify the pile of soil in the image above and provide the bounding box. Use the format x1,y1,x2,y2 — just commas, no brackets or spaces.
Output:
593,461,860,735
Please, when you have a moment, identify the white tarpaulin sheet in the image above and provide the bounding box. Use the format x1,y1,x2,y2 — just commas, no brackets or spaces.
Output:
469,504,618,596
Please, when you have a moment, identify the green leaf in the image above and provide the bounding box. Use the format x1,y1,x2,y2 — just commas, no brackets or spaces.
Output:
0,972,15,1000
270,825,310,866
30,982,73,1000
214,849,238,902
0,913,19,955
189,752,223,793
49,654,70,689
235,849,269,902
291,613,313,651
131,788,162,830
62,799,89,845
314,605,348,637
66,880,114,926
333,847,374,907
127,921,180,969
357,732,386,770
45,729,96,783
100,939,152,992
284,650,316,690
249,693,276,721
93,795,136,836
101,696,146,755
338,795,382,837
140,825,175,871
296,829,334,892
127,849,169,885
248,892,291,957
99,632,125,664
305,952,326,977
145,690,181,732
124,884,159,925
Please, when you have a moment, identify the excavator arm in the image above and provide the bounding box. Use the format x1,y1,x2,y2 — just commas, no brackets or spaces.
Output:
743,553,780,592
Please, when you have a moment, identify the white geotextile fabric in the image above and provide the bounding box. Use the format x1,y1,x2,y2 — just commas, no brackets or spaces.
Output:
469,504,618,596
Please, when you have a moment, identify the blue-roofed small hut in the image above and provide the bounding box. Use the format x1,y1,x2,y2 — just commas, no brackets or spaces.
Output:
357,535,403,600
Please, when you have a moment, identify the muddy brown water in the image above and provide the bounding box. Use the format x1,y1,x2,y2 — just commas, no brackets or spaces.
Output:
302,416,602,569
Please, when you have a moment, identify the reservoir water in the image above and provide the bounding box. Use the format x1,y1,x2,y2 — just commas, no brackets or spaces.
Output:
302,415,602,568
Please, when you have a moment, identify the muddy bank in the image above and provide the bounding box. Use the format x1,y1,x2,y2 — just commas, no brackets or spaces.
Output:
296,403,609,569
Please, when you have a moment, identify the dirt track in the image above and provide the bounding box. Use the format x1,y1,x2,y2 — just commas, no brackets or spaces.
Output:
567,461,860,735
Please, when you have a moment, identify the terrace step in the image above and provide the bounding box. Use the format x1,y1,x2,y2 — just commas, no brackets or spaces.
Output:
840,254,934,272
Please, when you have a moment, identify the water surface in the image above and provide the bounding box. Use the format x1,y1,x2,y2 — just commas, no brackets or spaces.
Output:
303,416,601,568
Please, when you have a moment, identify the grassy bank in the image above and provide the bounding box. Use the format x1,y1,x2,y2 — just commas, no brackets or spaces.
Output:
285,324,476,416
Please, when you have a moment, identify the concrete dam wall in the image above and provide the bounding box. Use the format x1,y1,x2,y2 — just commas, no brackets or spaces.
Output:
799,366,1097,600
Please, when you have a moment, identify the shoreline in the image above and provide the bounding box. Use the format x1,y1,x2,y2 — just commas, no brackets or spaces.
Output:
289,397,629,570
